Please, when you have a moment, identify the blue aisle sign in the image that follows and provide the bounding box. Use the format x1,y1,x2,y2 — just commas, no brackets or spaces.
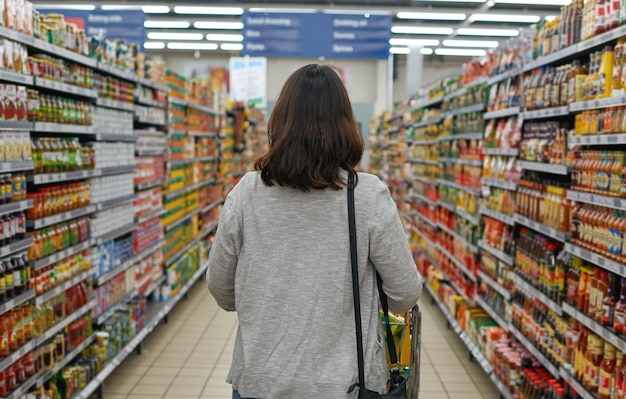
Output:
242,12,392,59
35,9,146,49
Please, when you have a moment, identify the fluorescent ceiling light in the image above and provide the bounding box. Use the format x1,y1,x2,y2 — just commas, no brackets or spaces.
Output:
421,48,434,55
100,5,170,13
443,39,499,48
457,28,520,36
435,48,487,56
323,9,391,14
470,13,540,23
389,38,439,46
194,21,244,30
248,8,317,13
167,42,219,50
220,43,244,51
144,21,190,29
33,4,95,10
392,26,453,35
390,47,411,54
147,32,204,41
144,42,165,50
174,6,243,15
142,6,170,14
206,34,244,42
494,0,569,4
397,11,466,20
412,0,485,2
545,16,558,21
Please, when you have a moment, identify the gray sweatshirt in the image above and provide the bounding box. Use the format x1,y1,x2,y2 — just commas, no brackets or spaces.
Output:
207,170,422,398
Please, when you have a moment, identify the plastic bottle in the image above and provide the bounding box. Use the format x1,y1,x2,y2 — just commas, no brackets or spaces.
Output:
599,46,616,98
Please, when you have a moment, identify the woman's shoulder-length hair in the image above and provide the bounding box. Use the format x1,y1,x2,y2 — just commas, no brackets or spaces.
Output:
254,64,363,191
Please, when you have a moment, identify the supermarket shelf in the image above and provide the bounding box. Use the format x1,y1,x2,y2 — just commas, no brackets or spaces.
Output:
437,222,479,253
510,273,563,316
518,161,569,175
488,68,522,86
568,132,626,146
570,94,626,112
562,302,626,353
202,198,225,214
136,148,165,156
412,193,437,207
559,369,596,399
455,208,482,226
73,261,210,399
0,288,34,316
424,284,492,374
477,270,511,300
95,193,136,212
523,44,578,72
135,116,166,126
168,158,194,167
27,204,96,230
188,131,219,137
36,334,97,387
95,133,136,142
95,288,139,325
0,121,32,131
94,223,135,246
164,208,201,233
164,236,202,268
144,274,166,297
509,323,560,378
0,70,33,85
136,96,168,109
437,200,455,212
96,241,164,287
520,106,569,120
414,175,438,186
410,211,437,229
134,129,165,137
475,295,509,332
97,63,138,83
32,122,95,134
136,207,164,224
4,371,37,399
513,214,570,242
439,132,483,141
489,373,515,399
0,160,34,173
32,239,94,271
34,77,98,99
411,139,439,146
0,337,38,374
188,102,217,115
37,299,96,344
413,117,442,129
0,236,33,258
407,158,438,166
164,180,212,200
35,268,94,306
33,165,137,185
478,241,513,266
483,148,519,156
411,96,444,110
170,97,188,107
137,77,167,92
440,157,482,167
567,190,626,211
483,107,520,120
577,23,626,53
479,206,515,226
437,179,481,196
0,199,32,217
443,103,485,118
135,179,164,191
437,244,477,282
565,242,626,277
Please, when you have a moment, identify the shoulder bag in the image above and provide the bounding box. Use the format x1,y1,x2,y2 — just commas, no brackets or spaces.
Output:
347,172,407,398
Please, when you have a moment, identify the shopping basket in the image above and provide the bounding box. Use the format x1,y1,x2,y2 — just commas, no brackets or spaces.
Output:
383,304,421,398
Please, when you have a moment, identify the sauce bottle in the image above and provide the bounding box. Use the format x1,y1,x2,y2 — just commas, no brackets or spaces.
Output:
599,46,616,98
599,342,617,399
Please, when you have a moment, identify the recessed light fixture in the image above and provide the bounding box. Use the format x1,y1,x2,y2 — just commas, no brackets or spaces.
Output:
389,38,440,46
144,42,166,50
144,21,190,29
470,13,540,23
443,40,499,48
494,0,570,4
167,42,219,50
147,32,204,41
390,47,411,54
396,11,466,20
220,43,244,51
435,48,487,56
421,48,434,55
33,4,95,10
206,34,244,42
391,26,454,35
457,28,520,36
193,21,244,30
174,6,244,15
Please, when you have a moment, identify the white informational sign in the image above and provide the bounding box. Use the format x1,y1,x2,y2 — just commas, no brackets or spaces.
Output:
229,57,267,109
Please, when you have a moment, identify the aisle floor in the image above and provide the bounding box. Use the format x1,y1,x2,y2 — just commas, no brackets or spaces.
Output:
99,282,501,399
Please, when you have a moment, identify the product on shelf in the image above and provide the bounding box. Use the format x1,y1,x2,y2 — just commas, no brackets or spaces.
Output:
89,173,134,204
482,217,515,256
516,178,572,231
28,217,90,261
520,122,569,164
29,54,94,89
91,142,135,169
32,137,93,174
484,117,521,150
91,236,134,279
571,150,625,197
134,156,165,187
93,108,134,135
484,187,516,216
482,155,523,185
487,76,523,111
90,203,134,238
27,91,93,125
571,203,626,260
26,183,90,219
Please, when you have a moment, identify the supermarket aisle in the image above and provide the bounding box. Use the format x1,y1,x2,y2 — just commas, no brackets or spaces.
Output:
97,282,501,399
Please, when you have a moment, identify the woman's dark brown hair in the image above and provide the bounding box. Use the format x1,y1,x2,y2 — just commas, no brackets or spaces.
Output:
254,64,363,191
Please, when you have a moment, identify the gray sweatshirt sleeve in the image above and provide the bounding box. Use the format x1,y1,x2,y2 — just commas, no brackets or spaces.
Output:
368,182,423,313
206,196,241,312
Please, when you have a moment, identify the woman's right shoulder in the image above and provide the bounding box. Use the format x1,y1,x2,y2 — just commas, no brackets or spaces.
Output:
356,172,388,194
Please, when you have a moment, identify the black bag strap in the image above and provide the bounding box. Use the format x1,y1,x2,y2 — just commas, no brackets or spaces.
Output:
348,172,399,394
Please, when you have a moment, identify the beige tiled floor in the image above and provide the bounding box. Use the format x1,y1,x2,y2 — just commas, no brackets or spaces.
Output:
99,282,502,399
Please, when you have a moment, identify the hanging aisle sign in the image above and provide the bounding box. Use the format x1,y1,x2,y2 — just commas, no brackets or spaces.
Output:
229,57,267,109
242,11,392,59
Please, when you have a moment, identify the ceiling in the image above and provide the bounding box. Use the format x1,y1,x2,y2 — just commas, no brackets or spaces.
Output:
32,0,565,57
